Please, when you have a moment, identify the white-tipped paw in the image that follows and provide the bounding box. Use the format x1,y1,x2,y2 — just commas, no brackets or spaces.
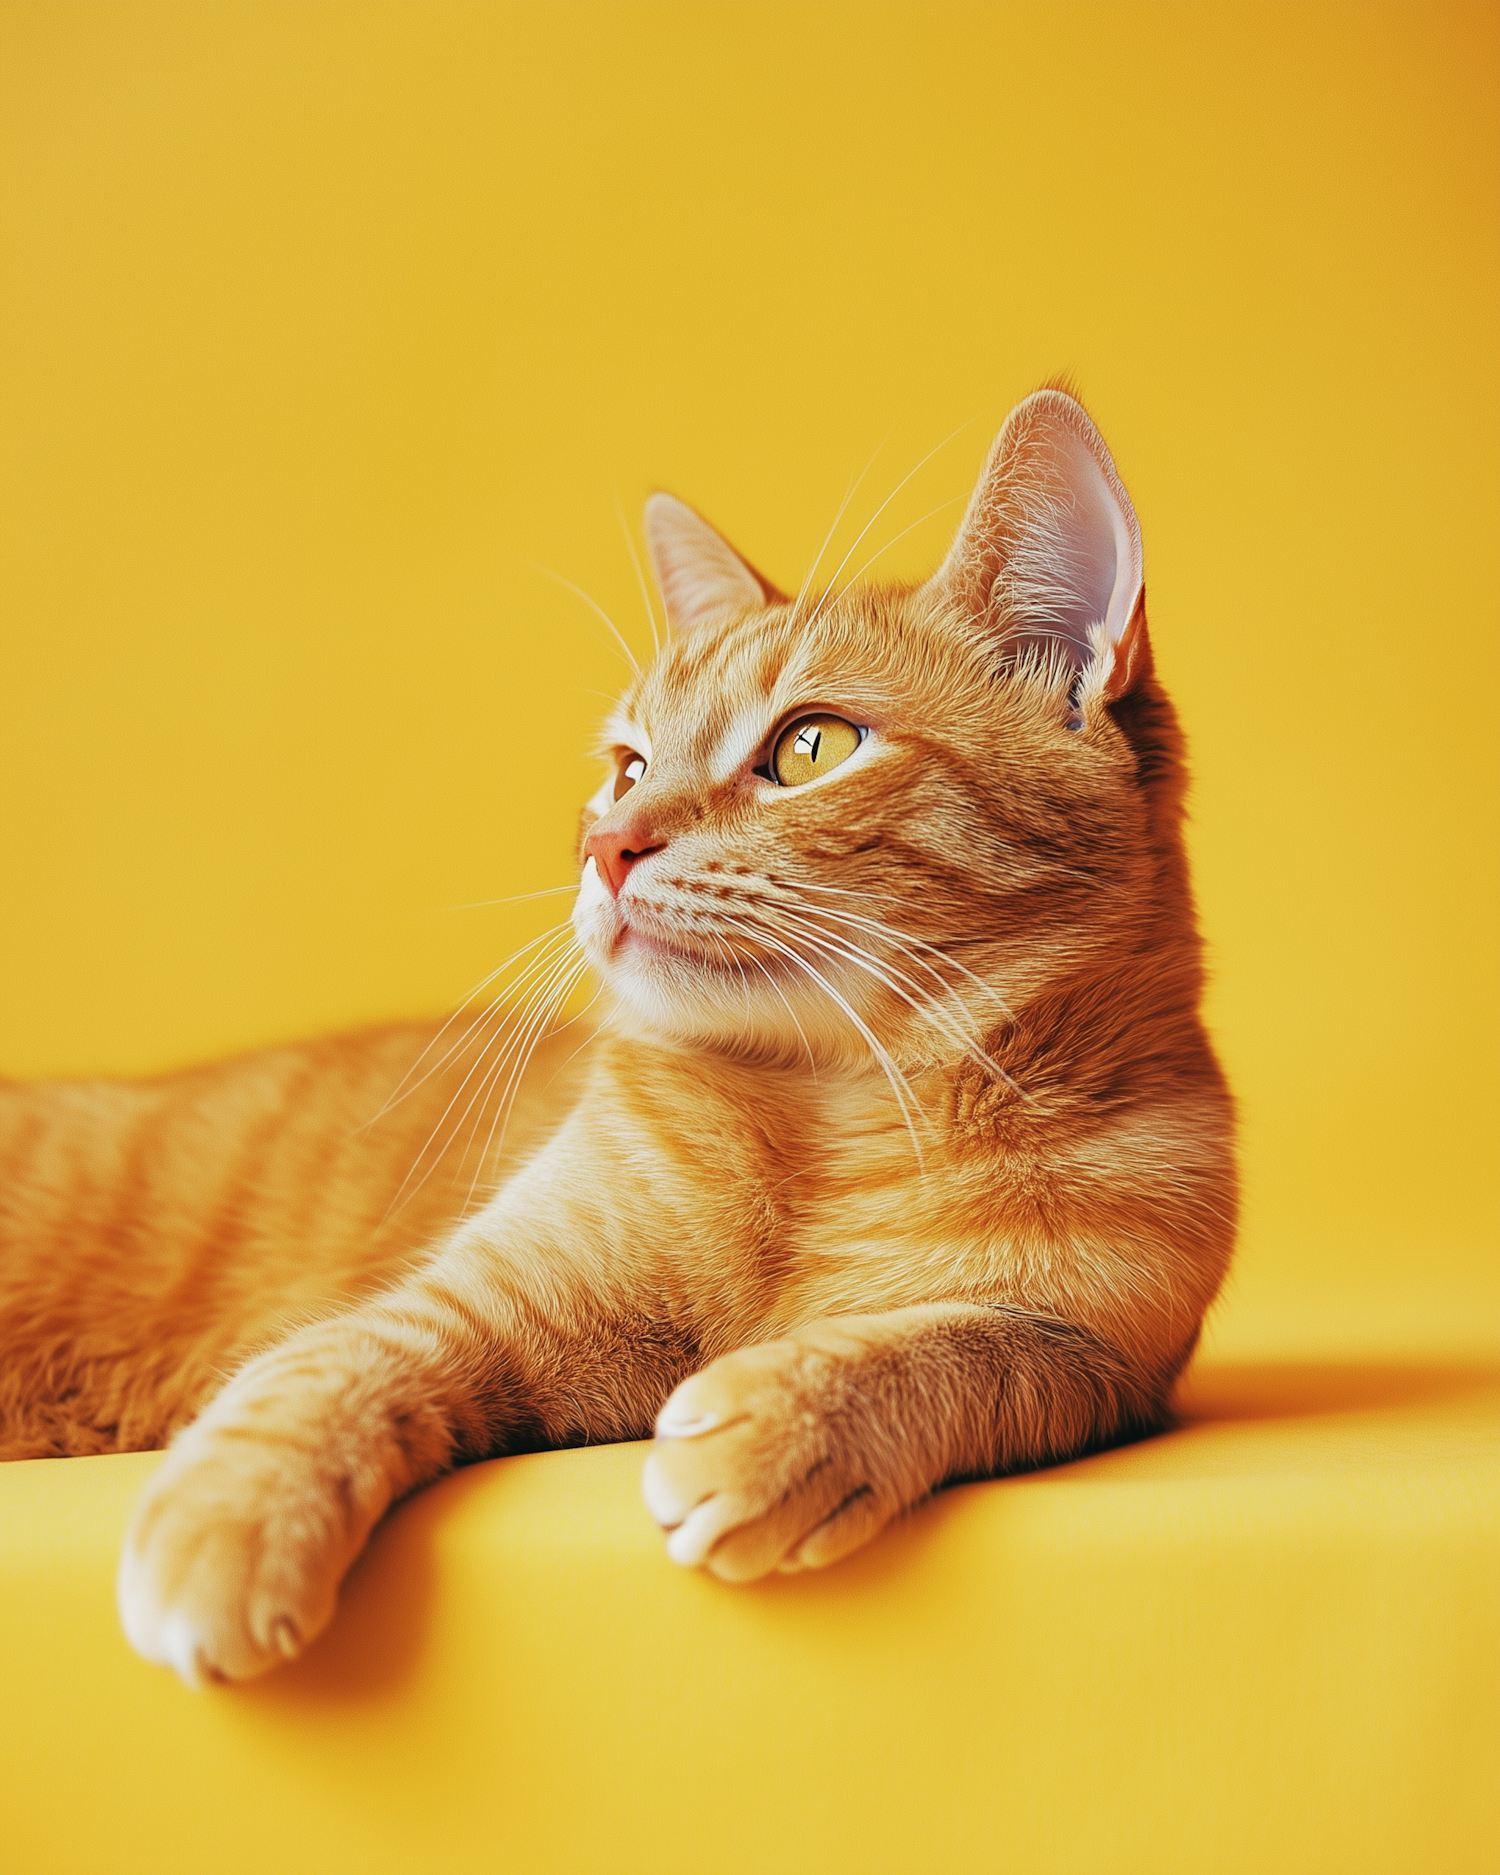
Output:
642,1338,896,1583
119,1434,352,1688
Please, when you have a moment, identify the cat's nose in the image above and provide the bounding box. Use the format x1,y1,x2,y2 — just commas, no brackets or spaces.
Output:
584,820,667,899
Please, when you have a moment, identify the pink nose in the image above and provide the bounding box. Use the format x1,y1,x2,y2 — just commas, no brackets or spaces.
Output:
584,820,667,899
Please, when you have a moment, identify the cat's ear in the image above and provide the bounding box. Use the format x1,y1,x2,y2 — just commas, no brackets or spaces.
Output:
644,493,784,633
925,390,1148,709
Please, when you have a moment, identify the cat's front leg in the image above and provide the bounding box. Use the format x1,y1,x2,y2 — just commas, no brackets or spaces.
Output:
118,1307,475,1686
642,1303,1168,1581
118,1086,700,1686
120,1203,687,1687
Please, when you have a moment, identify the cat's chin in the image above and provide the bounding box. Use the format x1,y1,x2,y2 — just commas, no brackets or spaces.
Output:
575,898,880,1064
604,987,821,1064
597,929,774,1035
610,924,738,976
591,939,877,1067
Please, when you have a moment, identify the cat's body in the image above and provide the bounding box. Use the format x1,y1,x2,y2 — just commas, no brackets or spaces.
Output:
0,1021,587,1459
0,390,1236,1685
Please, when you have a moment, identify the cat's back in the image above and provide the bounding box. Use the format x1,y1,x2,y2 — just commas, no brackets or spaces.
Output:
2,1023,446,1281
0,1015,591,1456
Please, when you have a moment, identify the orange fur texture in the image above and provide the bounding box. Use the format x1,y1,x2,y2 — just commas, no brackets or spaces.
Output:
0,391,1236,1684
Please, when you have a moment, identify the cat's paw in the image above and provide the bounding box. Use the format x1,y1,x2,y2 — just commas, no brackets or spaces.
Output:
641,1334,905,1582
118,1429,354,1688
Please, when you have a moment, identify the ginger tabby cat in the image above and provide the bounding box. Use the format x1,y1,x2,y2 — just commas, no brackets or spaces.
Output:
0,390,1236,1686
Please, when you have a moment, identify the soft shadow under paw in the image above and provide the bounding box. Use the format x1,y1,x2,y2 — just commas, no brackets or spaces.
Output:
239,1468,486,1708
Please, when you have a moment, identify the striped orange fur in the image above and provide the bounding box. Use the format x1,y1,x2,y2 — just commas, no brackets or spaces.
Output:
0,390,1236,1684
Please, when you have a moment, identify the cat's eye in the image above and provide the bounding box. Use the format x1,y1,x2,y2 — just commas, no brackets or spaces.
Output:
614,753,647,801
770,715,863,788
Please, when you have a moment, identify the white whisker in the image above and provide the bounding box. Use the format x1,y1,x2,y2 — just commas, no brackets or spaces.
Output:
439,884,580,913
715,914,928,1166
764,906,998,1077
448,951,580,1179
451,937,586,1161
744,951,820,1074
462,952,589,1207
801,421,972,634
363,922,577,1130
764,897,1026,1099
788,435,887,624
616,499,663,660
379,928,581,1218
529,562,643,678
839,495,964,591
778,886,1013,1016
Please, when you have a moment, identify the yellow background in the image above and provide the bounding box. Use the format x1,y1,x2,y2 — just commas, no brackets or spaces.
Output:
1,4,1496,1347
1,11,1498,1872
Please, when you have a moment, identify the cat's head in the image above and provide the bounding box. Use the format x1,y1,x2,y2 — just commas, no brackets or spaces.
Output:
571,389,1182,1071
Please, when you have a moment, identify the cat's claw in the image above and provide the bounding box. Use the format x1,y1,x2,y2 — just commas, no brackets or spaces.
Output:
118,1433,347,1687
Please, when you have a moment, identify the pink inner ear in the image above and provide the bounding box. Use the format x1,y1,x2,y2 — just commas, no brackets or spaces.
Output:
1002,422,1142,676
644,493,768,635
928,390,1144,684
1047,427,1142,654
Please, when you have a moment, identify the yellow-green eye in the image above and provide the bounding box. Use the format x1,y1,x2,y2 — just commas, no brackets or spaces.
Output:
770,714,863,787
614,752,647,800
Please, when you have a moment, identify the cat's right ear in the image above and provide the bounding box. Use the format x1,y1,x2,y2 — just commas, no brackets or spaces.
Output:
924,390,1149,711
644,493,784,633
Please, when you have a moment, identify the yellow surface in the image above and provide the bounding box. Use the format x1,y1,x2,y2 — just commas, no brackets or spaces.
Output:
2,6,1498,1873
1,1361,1496,1874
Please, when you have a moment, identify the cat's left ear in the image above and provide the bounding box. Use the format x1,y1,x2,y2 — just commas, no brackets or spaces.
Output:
924,389,1150,712
645,493,785,633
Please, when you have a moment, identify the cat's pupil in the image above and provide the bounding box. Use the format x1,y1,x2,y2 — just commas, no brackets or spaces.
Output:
794,727,823,763
614,754,647,801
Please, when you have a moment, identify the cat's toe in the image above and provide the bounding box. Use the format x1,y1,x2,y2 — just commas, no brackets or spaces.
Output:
121,1596,232,1690
643,1340,891,1581
118,1448,342,1686
118,1511,313,1687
